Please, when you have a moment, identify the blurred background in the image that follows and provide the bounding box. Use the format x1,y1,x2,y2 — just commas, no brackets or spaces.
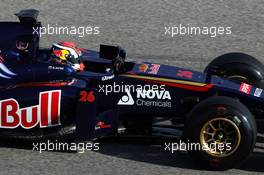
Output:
1,0,263,71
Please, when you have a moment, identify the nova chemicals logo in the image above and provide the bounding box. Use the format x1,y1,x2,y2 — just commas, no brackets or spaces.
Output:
137,89,171,100
118,89,172,108
117,89,134,105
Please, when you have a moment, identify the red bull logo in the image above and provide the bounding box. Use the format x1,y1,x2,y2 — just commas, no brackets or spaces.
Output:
138,64,149,72
138,63,160,74
0,90,61,129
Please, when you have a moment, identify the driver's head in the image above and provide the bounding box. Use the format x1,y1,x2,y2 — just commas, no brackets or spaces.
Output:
50,41,81,65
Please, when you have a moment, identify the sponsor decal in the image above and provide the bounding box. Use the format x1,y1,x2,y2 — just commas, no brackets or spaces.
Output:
138,64,149,72
176,70,193,79
148,64,160,74
48,66,64,70
138,63,160,75
118,88,171,108
95,121,112,130
239,83,252,94
117,88,135,105
0,90,61,129
254,88,263,97
101,74,115,81
137,89,171,100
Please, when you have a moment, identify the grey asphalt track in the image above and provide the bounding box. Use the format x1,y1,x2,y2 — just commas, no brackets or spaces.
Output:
0,0,264,174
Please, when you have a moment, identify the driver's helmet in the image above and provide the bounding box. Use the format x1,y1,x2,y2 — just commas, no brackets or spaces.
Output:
16,40,29,51
50,41,82,70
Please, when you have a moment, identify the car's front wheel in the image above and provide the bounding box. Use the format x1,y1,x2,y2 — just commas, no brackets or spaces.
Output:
183,96,256,170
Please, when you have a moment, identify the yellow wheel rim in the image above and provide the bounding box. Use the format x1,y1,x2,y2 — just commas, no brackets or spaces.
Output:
200,117,241,157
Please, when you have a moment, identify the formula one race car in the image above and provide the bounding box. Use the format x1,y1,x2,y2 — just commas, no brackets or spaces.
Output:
1,9,264,170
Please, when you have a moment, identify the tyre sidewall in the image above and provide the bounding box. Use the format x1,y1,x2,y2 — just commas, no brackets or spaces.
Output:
184,97,256,170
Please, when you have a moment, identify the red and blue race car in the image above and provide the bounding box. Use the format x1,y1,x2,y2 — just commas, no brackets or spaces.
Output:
0,9,264,170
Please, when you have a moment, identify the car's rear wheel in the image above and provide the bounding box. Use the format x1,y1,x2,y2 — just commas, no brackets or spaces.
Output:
204,52,264,87
183,96,256,170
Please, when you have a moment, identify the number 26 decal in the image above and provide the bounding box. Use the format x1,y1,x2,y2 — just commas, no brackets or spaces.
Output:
79,91,95,102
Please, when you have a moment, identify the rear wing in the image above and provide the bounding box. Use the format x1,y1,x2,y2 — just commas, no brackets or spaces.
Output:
0,9,41,57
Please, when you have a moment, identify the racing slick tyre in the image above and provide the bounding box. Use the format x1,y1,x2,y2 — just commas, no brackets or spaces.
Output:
204,52,264,87
183,96,256,170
